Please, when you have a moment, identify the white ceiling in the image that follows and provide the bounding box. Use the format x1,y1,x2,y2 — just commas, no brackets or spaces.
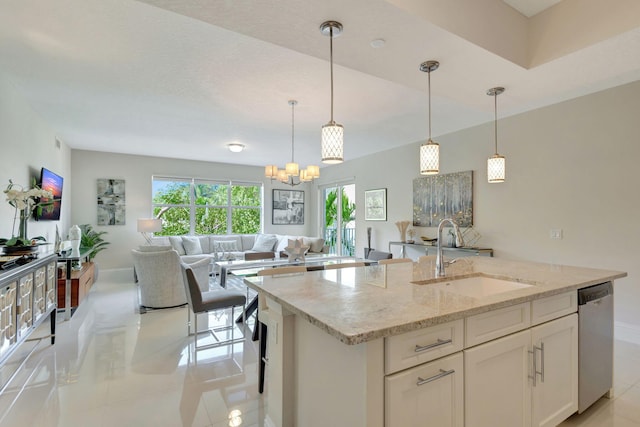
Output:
1,0,639,170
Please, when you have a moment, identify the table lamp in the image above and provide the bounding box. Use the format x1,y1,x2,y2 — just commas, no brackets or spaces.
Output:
137,218,162,244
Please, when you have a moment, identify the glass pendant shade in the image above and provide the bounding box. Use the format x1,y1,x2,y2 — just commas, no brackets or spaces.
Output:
321,121,344,164
265,165,278,178
419,60,440,175
320,21,344,165
487,154,506,183
285,162,299,176
487,86,506,184
420,140,440,175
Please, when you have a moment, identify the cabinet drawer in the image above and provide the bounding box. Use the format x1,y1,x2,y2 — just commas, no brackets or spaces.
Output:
385,352,464,427
531,291,577,326
466,302,530,348
385,319,463,374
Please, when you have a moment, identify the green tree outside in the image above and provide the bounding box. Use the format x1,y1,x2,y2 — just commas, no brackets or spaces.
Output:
153,181,261,235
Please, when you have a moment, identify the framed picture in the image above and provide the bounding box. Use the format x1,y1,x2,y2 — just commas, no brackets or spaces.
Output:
97,178,126,225
273,189,304,225
412,170,473,227
365,188,387,221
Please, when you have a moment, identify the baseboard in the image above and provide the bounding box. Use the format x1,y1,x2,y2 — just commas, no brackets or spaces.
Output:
614,321,640,345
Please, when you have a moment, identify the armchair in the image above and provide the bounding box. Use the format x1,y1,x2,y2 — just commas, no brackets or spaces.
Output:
131,248,210,309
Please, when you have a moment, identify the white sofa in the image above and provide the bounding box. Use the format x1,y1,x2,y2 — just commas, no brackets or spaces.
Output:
148,233,328,264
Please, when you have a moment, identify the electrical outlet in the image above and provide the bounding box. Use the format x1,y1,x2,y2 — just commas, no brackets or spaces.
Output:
550,229,563,240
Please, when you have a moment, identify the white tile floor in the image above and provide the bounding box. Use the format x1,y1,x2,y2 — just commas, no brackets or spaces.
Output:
0,270,638,427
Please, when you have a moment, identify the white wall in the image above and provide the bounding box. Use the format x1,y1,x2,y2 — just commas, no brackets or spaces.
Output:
314,80,640,327
70,150,314,270
0,74,71,243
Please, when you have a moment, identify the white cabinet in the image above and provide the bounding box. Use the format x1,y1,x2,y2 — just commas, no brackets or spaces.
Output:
464,313,578,427
386,352,464,427
465,329,532,427
531,314,578,427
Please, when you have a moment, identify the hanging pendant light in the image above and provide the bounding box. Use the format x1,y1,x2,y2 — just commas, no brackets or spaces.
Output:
487,87,506,183
419,60,440,175
320,21,344,164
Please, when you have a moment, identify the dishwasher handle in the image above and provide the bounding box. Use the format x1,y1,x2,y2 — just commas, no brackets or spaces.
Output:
578,282,612,305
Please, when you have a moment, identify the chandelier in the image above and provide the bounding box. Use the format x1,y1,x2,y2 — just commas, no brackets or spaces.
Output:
265,100,320,186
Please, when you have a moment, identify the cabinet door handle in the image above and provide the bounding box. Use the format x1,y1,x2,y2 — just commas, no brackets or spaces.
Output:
417,368,455,386
414,338,452,353
529,344,544,386
528,348,537,386
539,342,545,383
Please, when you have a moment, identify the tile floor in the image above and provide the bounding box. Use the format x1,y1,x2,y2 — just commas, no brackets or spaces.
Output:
0,269,638,427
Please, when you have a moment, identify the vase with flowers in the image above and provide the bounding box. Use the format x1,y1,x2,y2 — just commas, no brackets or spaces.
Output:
1,179,54,252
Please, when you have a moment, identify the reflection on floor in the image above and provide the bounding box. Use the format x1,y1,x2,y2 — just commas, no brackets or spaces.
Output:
0,269,264,427
0,270,639,426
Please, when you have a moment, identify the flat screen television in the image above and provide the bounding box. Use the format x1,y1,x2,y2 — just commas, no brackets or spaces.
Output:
36,167,63,221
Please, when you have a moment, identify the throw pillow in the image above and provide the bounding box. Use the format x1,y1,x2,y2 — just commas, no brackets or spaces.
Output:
182,236,203,255
137,245,172,252
213,240,239,252
251,234,278,252
168,236,186,255
303,237,325,253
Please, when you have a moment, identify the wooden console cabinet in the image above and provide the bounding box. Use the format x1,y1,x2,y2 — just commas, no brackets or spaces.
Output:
57,261,94,308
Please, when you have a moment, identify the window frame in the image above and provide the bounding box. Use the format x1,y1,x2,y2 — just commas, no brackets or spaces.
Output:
151,176,263,235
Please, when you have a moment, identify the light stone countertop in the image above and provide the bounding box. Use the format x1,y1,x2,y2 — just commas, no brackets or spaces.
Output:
243,257,626,345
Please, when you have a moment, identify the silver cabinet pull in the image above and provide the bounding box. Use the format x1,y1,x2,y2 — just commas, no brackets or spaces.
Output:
417,369,455,386
539,342,545,383
529,344,544,386
414,338,452,353
528,348,537,386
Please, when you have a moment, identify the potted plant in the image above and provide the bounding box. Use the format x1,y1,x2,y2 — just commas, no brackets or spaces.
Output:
79,224,109,280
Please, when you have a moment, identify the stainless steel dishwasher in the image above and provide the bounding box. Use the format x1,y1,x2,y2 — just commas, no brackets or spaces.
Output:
578,281,614,413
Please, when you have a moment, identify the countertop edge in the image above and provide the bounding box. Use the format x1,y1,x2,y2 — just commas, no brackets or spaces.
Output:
244,265,627,346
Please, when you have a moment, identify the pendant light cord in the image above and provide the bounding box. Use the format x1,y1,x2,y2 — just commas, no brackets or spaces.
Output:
428,69,432,141
291,101,295,162
494,92,498,154
330,26,334,122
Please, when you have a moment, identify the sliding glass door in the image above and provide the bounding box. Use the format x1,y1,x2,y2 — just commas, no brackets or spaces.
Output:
322,183,356,256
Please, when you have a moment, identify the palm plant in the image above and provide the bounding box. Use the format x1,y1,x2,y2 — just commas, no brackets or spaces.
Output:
79,224,109,261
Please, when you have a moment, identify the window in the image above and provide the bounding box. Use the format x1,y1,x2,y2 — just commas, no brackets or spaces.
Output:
152,177,262,235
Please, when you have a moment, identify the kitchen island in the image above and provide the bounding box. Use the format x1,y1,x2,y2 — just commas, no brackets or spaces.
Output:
244,257,626,427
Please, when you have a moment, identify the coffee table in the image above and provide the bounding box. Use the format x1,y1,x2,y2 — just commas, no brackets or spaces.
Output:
214,253,353,287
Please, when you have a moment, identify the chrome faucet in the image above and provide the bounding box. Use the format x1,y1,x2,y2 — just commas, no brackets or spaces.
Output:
436,218,465,277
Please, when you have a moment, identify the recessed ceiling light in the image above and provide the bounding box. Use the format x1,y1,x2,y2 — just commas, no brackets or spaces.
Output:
227,143,245,153
370,38,386,48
